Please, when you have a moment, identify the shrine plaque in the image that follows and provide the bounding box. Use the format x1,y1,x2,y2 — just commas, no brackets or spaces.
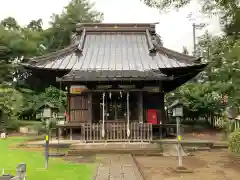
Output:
143,86,160,92
70,85,88,94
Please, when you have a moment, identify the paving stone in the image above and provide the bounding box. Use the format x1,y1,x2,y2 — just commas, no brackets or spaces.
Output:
94,154,143,180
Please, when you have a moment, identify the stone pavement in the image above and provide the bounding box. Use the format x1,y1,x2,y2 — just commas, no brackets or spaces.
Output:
93,154,144,180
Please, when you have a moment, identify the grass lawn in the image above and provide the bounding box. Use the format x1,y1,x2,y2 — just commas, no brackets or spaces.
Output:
0,137,95,180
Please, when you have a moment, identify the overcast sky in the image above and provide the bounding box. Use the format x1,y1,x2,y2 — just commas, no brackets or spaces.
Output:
0,0,222,53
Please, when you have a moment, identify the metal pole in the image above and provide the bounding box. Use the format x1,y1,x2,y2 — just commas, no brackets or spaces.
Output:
193,23,196,56
127,92,130,137
176,117,182,167
45,135,49,169
101,93,105,138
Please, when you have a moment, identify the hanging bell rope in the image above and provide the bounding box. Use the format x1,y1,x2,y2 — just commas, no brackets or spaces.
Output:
101,92,105,138
127,92,130,137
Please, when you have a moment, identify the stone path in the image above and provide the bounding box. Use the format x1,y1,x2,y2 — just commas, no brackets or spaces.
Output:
93,154,144,180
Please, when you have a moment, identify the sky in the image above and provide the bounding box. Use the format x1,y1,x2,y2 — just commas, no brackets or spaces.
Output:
0,0,222,53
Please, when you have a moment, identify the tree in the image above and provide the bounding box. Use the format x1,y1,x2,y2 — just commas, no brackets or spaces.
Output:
0,45,12,84
166,83,225,117
141,0,239,37
44,0,103,52
1,17,20,30
224,8,240,37
141,0,239,13
27,19,43,32
167,33,240,116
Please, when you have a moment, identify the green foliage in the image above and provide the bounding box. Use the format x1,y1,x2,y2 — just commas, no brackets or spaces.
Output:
37,86,67,109
32,121,47,134
199,35,240,106
1,17,20,30
141,0,239,37
228,129,240,153
167,32,240,117
0,0,100,123
166,83,225,116
0,86,24,117
45,0,103,52
222,112,235,139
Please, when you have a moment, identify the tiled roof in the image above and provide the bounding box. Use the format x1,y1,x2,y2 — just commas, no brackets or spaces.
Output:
24,34,198,70
22,23,206,81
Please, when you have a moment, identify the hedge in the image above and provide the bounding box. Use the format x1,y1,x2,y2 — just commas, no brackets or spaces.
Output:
229,129,240,153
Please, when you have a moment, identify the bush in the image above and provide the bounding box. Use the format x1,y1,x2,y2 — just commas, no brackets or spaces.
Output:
5,120,20,132
32,123,46,134
5,120,42,132
228,129,240,153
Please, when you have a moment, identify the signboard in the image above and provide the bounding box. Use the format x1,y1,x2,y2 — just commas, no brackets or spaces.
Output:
143,86,160,92
119,85,135,89
96,85,112,89
70,85,88,94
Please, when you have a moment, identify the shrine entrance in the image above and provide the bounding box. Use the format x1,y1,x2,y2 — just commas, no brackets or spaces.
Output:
105,92,127,121
95,91,138,123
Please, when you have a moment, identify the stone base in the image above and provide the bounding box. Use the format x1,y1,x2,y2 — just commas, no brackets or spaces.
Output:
172,166,193,173
162,144,188,157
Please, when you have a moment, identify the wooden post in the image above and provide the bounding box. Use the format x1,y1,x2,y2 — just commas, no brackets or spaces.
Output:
68,85,71,122
160,92,166,124
138,91,143,123
70,128,73,140
88,92,92,123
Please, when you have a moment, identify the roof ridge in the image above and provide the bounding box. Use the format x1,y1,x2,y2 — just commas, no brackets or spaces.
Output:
76,23,158,28
153,42,198,62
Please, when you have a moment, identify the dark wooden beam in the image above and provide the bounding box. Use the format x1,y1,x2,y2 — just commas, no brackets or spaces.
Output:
138,91,143,123
88,89,147,92
67,84,71,122
88,92,93,123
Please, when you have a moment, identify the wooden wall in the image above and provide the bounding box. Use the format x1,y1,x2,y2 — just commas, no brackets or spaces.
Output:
68,94,89,123
67,91,165,123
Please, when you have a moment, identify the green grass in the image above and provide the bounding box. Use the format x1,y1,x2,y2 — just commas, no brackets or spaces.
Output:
0,137,95,180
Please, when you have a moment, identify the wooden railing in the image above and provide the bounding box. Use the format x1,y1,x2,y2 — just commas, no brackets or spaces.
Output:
170,115,240,132
79,123,153,142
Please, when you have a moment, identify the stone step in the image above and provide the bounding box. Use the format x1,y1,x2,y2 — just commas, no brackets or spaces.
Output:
184,146,212,152
70,143,160,150
67,148,163,156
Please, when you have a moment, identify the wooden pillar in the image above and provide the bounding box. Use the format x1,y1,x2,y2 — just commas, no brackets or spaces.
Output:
88,92,92,123
160,93,166,124
138,91,143,123
70,128,73,140
67,85,71,122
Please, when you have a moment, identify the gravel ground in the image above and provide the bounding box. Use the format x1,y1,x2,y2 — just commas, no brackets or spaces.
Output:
135,149,240,180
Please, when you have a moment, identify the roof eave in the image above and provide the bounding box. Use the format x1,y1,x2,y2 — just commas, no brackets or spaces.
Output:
56,76,174,82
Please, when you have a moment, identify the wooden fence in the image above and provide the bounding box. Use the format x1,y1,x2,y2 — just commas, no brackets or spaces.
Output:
182,115,240,131
77,123,153,142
